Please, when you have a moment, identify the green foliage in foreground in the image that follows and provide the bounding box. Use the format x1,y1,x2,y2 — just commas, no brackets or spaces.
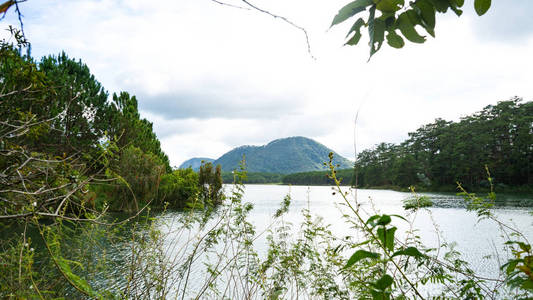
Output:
332,0,492,59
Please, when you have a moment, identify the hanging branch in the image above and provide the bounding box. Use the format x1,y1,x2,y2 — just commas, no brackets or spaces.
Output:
209,0,315,59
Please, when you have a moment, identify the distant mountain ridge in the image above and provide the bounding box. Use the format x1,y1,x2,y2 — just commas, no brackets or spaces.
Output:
212,136,352,174
178,157,214,170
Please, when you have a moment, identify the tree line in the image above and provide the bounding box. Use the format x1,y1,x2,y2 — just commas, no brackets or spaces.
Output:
283,99,533,192
0,42,223,218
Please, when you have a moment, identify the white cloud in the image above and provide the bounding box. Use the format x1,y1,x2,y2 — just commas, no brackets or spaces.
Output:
4,0,533,166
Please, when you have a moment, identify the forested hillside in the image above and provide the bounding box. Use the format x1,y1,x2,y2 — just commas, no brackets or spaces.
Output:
179,157,215,171
356,98,533,191
214,136,352,174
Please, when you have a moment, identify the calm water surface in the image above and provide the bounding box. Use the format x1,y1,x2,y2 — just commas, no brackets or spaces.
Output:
90,185,533,296
239,185,533,278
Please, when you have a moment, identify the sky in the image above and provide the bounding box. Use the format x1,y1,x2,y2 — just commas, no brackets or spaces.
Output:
3,0,533,167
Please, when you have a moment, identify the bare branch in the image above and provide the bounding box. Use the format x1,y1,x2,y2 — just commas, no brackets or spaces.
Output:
240,0,315,59
209,0,250,10
207,0,315,59
0,83,32,99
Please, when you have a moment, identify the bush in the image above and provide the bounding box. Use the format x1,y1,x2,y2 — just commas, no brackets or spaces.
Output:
157,169,200,208
108,145,165,212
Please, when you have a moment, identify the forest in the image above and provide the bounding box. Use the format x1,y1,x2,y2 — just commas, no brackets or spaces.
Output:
283,99,533,193
0,42,224,219
356,99,533,191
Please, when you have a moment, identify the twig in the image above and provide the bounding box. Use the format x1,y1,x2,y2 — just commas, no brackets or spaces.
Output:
240,0,314,59
209,0,250,10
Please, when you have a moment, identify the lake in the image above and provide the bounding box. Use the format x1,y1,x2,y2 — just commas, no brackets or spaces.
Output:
28,185,532,298
240,185,533,277
108,184,531,298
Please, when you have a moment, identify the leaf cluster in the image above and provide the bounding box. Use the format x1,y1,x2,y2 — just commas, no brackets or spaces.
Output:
331,0,492,59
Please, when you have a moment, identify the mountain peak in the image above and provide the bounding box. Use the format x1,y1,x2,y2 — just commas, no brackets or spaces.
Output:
214,137,352,174
178,157,215,171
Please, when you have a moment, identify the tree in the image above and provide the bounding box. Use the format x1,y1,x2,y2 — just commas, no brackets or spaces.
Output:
37,52,109,157
107,145,165,212
198,161,224,205
0,40,110,221
157,168,200,208
108,91,171,172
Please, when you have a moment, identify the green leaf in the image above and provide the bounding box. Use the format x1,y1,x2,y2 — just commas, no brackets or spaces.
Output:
415,0,436,29
374,274,394,290
451,0,464,7
367,5,381,58
345,18,366,46
386,30,405,48
474,0,490,16
345,249,380,268
389,214,408,222
504,259,520,275
57,257,97,297
518,242,531,252
406,9,422,25
392,246,425,259
522,279,533,290
378,227,397,251
376,214,391,226
331,0,373,27
346,17,366,37
371,290,391,300
367,214,393,227
428,0,450,12
449,5,463,16
372,18,385,46
346,32,363,46
366,214,381,225
397,12,426,43
376,0,404,13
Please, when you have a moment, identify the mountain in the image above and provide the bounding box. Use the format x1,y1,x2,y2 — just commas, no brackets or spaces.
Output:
179,157,214,171
213,136,353,174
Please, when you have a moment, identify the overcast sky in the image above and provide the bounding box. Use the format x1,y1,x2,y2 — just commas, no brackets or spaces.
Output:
3,0,533,166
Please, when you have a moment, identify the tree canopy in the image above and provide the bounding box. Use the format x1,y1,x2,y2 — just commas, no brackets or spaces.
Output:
355,98,533,191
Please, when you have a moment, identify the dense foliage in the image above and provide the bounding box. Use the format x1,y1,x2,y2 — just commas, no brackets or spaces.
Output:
221,171,284,184
157,168,200,208
282,168,356,186
214,136,352,174
0,34,225,298
198,162,224,206
356,98,533,191
0,40,223,215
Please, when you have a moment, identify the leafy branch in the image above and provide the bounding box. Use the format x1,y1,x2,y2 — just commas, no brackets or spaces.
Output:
331,0,492,59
